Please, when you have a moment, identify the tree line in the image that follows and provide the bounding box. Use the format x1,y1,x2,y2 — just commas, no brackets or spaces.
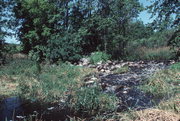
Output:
0,0,179,63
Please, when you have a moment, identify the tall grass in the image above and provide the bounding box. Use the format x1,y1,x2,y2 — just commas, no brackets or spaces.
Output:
127,46,175,61
69,86,118,116
140,62,180,100
0,59,118,118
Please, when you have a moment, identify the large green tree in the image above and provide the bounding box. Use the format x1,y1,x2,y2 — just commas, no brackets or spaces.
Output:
14,0,61,62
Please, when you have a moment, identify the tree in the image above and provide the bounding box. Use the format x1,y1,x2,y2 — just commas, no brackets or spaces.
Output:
0,0,14,60
14,0,61,61
149,0,180,58
0,0,5,59
149,0,179,28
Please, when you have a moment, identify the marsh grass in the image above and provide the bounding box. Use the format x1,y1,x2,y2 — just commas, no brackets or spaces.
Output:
17,63,95,103
69,86,118,117
127,46,175,61
139,67,180,100
0,59,118,119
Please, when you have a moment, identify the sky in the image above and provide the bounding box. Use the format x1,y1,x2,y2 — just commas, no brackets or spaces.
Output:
5,0,154,44
138,0,154,24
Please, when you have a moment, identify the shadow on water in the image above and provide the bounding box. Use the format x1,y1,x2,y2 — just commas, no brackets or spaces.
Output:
0,97,69,121
0,97,24,121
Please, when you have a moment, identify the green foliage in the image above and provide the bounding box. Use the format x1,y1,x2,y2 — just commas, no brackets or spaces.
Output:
46,30,87,62
148,0,179,28
69,86,118,116
126,29,176,61
4,44,22,54
1,59,118,118
14,0,61,62
13,0,146,62
157,95,180,114
89,51,111,64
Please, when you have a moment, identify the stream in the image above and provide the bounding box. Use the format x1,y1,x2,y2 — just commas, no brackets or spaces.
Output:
0,61,174,121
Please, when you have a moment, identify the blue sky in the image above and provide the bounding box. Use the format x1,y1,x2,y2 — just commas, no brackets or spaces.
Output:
138,0,154,24
5,0,153,44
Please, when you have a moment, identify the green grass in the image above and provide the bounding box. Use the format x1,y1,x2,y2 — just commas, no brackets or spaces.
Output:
127,46,175,61
0,59,36,76
0,59,118,118
139,62,180,100
1,60,179,120
69,86,118,117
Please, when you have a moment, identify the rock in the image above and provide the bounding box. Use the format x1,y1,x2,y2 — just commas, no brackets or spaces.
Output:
80,58,90,66
115,64,122,68
47,107,55,110
91,77,98,80
97,61,103,65
105,70,111,73
100,69,105,72
85,80,95,84
16,116,26,119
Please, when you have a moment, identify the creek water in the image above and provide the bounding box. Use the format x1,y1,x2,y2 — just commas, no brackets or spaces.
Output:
0,61,172,121
0,97,24,121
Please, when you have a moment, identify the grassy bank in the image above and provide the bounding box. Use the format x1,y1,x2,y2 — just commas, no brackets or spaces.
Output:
0,59,118,118
0,59,180,120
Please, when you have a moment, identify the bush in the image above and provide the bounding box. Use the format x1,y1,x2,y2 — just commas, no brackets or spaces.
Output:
89,51,111,64
69,86,118,116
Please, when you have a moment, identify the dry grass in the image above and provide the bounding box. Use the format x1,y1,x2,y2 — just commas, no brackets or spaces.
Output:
0,75,18,99
135,109,180,121
157,94,180,114
135,46,175,60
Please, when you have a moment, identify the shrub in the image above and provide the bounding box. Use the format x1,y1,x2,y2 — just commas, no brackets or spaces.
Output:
69,86,118,116
89,51,111,64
